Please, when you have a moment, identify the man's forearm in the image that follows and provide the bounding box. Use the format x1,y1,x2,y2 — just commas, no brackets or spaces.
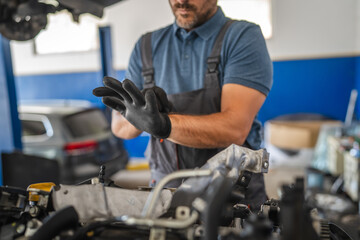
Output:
111,110,142,139
167,111,252,149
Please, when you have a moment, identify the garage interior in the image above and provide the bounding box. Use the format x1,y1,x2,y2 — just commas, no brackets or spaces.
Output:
1,0,360,239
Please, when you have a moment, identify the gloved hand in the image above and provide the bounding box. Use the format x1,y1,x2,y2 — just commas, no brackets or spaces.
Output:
93,80,173,113
141,86,173,113
93,85,123,99
93,77,171,139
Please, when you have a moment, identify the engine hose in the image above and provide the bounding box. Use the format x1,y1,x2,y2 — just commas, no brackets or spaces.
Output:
329,223,353,240
29,206,79,240
202,177,233,240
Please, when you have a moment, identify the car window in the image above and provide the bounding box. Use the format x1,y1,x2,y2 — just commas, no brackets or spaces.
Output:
63,109,109,138
22,120,47,136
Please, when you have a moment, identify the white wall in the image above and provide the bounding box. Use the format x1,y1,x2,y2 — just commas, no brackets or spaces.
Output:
10,41,101,75
268,0,358,60
104,0,173,70
356,1,360,52
10,0,360,75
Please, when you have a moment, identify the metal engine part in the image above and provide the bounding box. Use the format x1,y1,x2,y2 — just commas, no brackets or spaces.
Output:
0,0,54,41
169,144,269,209
1,144,355,240
0,0,124,41
51,184,173,223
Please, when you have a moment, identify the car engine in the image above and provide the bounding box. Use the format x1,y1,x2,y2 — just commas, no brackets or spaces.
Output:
0,144,354,240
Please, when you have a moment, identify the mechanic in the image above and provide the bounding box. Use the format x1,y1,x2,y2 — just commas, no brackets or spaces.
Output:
94,0,273,209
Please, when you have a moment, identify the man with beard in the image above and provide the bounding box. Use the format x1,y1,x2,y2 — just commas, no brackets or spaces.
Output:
94,0,273,210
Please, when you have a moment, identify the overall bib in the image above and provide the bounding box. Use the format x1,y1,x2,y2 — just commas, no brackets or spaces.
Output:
141,20,267,209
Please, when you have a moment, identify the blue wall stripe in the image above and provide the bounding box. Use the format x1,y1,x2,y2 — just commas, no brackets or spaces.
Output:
14,56,358,158
16,71,104,107
15,71,126,108
258,57,356,122
355,56,360,117
122,134,150,158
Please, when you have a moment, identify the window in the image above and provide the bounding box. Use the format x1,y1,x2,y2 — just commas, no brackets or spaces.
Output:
22,120,47,137
218,0,272,39
63,109,109,138
34,11,101,54
20,114,53,142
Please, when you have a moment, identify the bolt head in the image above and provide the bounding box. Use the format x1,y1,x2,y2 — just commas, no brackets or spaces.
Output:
263,161,269,169
16,224,26,234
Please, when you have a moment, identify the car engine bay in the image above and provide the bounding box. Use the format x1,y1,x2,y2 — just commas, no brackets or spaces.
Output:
0,144,355,240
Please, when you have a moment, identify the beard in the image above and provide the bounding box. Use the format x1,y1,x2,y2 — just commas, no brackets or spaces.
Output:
176,13,199,30
173,2,200,30
171,1,217,30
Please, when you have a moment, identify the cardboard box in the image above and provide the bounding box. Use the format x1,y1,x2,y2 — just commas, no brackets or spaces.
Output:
268,120,340,150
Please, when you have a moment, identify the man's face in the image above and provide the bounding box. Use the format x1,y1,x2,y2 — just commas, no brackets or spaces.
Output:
169,0,218,31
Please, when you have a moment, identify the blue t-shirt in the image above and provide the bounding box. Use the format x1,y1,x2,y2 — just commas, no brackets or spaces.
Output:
125,7,273,149
125,7,272,96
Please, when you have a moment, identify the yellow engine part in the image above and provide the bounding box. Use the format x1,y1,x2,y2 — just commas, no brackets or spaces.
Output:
27,182,56,202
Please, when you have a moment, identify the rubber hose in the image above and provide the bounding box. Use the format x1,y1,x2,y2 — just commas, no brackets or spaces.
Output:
29,206,79,240
203,177,233,240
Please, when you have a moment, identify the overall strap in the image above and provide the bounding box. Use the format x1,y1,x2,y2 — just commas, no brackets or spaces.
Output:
141,20,235,89
204,20,235,88
140,32,155,88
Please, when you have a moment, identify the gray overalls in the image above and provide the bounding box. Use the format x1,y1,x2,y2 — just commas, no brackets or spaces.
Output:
141,20,267,210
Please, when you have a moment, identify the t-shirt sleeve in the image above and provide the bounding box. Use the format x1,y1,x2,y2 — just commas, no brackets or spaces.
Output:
125,37,144,90
222,22,273,96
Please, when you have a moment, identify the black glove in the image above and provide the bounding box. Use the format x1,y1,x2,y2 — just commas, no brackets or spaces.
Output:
93,77,171,139
93,81,173,113
93,85,123,100
141,86,173,113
